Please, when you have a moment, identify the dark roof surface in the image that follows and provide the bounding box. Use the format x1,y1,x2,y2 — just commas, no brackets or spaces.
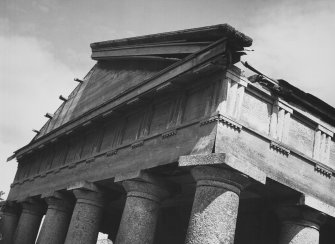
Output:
33,58,176,141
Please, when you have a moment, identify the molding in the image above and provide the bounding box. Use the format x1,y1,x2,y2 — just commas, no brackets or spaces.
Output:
219,114,242,131
126,97,140,106
200,115,220,126
82,120,92,127
300,194,335,218
226,69,248,87
317,125,334,137
106,149,117,157
162,129,177,138
102,110,114,118
86,157,95,164
67,180,100,192
131,140,144,149
200,113,242,131
50,138,58,143
37,144,45,149
277,98,294,114
270,141,290,156
314,164,332,178
156,82,172,92
291,104,335,135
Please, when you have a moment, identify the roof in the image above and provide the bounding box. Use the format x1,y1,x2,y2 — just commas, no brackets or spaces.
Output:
10,23,335,161
91,23,253,50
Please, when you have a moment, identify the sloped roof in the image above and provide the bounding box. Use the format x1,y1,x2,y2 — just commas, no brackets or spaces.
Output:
8,23,335,161
33,57,176,141
32,24,252,142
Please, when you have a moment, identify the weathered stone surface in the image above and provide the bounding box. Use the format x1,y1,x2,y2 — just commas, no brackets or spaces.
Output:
178,153,266,184
276,205,327,244
0,201,20,244
64,187,104,244
36,192,74,244
115,172,171,244
13,199,45,244
300,194,335,218
185,166,249,244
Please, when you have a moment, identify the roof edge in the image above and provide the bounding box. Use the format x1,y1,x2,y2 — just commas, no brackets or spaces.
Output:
90,24,253,50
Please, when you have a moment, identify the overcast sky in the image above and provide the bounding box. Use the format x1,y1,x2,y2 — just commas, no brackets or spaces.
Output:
1,0,335,198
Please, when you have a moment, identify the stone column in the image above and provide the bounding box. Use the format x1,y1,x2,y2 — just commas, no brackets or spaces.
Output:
64,183,105,244
185,166,250,244
36,192,74,244
276,205,327,244
115,172,171,244
0,201,20,244
13,199,45,244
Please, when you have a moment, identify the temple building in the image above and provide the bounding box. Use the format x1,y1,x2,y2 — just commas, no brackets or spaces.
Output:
1,24,335,244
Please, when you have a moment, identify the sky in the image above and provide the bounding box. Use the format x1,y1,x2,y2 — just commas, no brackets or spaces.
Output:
1,0,335,199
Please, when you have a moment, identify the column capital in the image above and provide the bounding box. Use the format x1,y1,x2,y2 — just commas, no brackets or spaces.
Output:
67,181,105,208
191,166,250,195
276,205,327,230
0,201,19,215
19,198,46,216
41,191,74,213
116,171,175,203
179,153,266,184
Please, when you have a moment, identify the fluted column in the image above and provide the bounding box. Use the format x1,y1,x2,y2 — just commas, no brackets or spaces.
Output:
115,172,171,244
64,183,105,244
36,192,74,244
276,205,327,244
13,199,45,244
185,166,250,244
0,201,20,244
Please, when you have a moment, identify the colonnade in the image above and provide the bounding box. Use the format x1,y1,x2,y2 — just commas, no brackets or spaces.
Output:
0,166,327,244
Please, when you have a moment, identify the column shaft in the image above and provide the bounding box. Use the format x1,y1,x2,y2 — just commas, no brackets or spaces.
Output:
13,201,45,244
279,222,319,244
277,205,326,244
64,189,104,244
185,166,249,244
0,202,19,244
36,194,74,244
115,174,171,244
